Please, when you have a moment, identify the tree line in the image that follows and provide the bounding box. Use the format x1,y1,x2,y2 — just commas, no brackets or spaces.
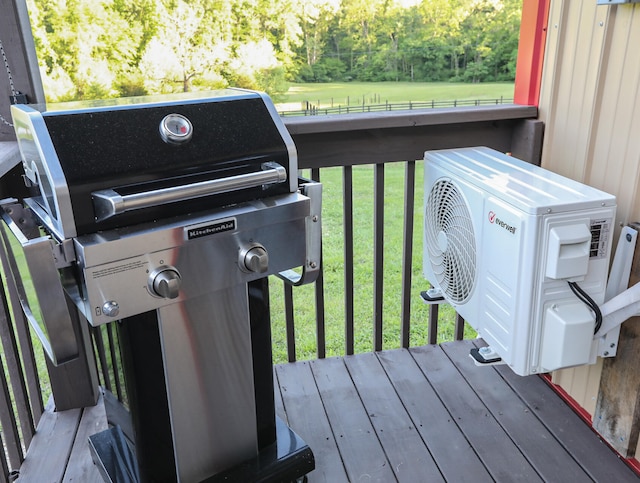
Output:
26,0,522,102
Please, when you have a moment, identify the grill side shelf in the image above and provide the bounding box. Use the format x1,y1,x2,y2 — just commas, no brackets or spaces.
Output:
0,201,79,365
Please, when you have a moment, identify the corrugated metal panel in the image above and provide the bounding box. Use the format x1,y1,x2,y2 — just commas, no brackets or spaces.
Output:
538,1,640,431
551,360,603,415
539,1,610,182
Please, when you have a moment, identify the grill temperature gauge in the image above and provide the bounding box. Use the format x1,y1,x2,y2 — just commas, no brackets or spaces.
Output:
159,113,193,145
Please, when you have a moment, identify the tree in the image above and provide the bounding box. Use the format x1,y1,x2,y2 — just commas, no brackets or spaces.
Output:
139,0,230,93
296,0,340,73
26,0,523,102
29,0,150,100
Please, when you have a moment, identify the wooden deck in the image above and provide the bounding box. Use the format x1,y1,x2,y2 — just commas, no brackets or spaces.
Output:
16,340,639,482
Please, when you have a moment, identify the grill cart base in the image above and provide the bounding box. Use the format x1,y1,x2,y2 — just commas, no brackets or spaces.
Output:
89,417,313,483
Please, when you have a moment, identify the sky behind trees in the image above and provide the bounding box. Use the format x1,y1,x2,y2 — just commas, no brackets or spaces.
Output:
26,0,522,102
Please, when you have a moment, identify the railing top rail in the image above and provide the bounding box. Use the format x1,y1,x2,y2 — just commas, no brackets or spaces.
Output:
284,104,541,169
283,104,538,135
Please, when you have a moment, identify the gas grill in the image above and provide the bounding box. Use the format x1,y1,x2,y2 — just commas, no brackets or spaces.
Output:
4,89,320,482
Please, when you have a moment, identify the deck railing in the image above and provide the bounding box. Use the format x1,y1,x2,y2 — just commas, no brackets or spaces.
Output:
280,97,514,117
0,104,541,480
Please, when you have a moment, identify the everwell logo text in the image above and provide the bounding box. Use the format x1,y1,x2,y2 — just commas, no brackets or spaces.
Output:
488,211,517,235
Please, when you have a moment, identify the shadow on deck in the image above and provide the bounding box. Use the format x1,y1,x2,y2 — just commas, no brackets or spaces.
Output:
16,340,638,482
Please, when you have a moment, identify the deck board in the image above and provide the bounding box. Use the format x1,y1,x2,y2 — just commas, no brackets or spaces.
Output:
61,395,108,483
441,340,591,482
343,352,443,482
17,400,82,482
411,344,544,482
16,340,640,482
275,360,348,482
309,356,396,482
376,348,493,482
495,361,638,482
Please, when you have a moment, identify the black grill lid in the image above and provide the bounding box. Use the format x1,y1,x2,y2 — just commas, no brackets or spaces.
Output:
11,89,297,239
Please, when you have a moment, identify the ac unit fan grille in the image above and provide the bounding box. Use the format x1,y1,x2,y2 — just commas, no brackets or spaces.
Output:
425,178,476,303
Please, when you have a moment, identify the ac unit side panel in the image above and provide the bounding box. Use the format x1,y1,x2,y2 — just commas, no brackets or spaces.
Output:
423,165,541,375
475,196,541,375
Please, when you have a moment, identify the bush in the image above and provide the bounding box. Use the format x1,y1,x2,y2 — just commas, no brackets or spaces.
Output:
254,67,289,101
462,61,489,83
318,57,347,81
294,63,315,82
116,74,148,97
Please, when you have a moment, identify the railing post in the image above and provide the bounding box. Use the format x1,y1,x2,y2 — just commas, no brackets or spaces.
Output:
92,326,112,393
0,0,46,142
454,314,465,341
0,258,35,448
343,166,354,355
373,163,384,351
400,161,416,348
428,304,439,345
106,324,124,401
311,168,326,359
44,296,100,411
0,345,23,469
284,283,296,362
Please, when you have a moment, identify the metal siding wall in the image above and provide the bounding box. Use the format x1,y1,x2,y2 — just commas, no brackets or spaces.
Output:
539,1,640,431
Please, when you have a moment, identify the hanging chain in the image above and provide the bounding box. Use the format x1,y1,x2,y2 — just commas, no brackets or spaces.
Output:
0,37,16,127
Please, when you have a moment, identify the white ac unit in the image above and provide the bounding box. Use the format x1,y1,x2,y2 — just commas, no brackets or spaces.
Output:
423,147,616,376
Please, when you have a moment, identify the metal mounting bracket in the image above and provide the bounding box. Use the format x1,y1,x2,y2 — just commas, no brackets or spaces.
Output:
277,178,322,286
595,226,640,357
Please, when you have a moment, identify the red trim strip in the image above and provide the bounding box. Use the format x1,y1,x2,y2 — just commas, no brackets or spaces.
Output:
541,374,640,476
514,0,551,106
627,458,640,474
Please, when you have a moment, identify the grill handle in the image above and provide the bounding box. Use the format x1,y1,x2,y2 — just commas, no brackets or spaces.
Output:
92,162,287,222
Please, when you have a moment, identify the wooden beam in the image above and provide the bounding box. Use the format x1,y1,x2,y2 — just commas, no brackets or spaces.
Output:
284,106,540,169
285,105,538,136
0,0,45,142
510,119,545,165
594,222,640,458
45,295,100,411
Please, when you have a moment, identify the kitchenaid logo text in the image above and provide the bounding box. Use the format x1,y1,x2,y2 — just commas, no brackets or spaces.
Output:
488,211,516,235
186,218,236,240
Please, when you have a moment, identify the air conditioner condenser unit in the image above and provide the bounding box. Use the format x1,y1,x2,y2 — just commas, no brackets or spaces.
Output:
423,147,616,376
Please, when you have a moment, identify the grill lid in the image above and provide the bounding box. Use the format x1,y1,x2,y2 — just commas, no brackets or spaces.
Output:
11,89,297,240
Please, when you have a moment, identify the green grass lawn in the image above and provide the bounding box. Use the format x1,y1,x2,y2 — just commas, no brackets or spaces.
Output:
277,81,515,111
269,162,476,363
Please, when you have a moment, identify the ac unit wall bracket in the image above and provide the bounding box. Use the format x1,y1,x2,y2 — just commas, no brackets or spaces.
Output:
594,226,638,357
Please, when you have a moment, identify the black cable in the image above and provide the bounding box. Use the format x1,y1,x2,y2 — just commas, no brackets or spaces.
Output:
568,281,603,334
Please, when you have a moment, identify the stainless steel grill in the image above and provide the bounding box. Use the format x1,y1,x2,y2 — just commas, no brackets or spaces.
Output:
4,89,320,482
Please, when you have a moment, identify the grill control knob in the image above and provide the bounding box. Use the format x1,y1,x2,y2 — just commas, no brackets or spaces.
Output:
151,268,182,299
241,244,269,273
